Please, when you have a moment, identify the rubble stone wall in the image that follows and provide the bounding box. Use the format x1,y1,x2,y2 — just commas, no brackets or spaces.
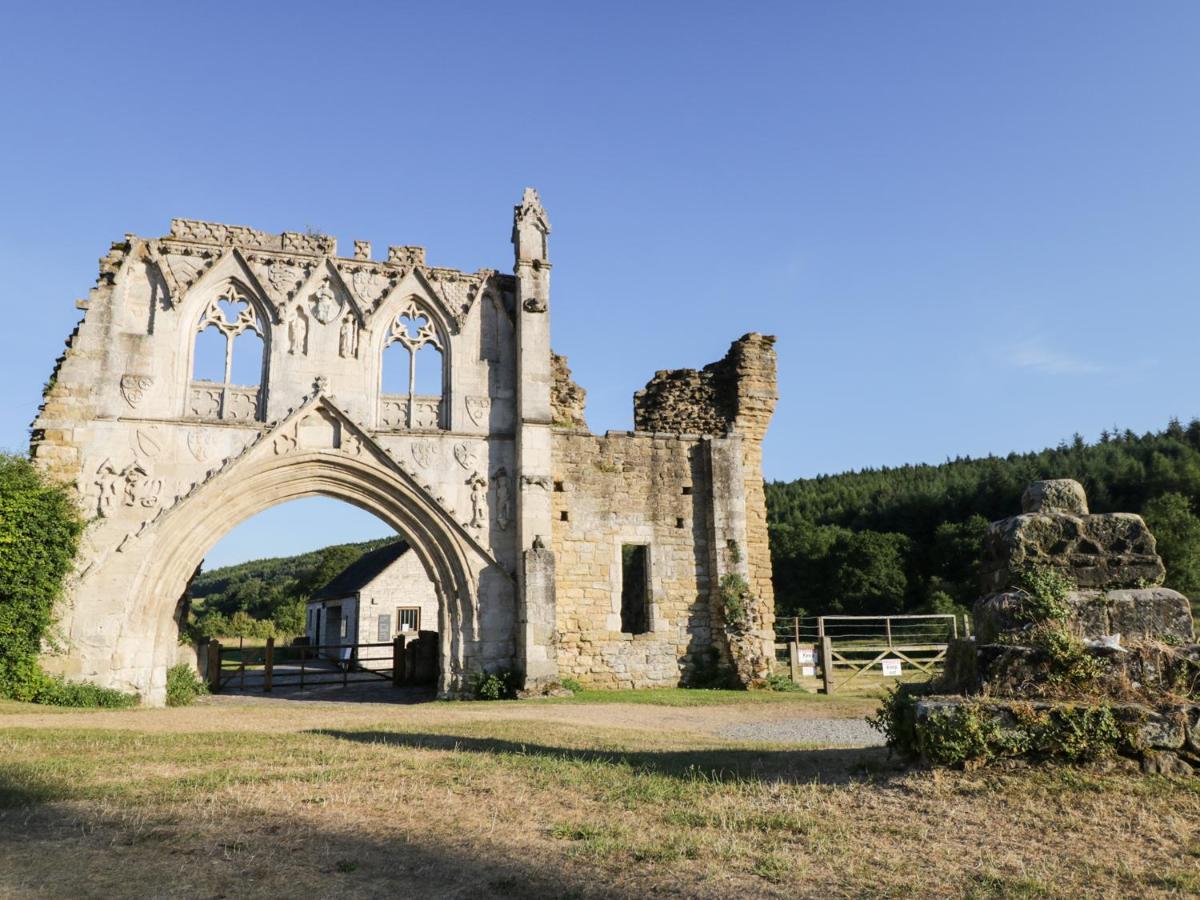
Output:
551,431,718,687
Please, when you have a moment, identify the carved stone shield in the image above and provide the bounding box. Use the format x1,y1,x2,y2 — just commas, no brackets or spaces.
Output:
186,429,216,462
411,439,436,469
119,374,153,408
465,396,491,427
453,441,478,470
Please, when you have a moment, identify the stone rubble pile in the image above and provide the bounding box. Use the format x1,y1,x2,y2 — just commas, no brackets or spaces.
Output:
919,479,1200,773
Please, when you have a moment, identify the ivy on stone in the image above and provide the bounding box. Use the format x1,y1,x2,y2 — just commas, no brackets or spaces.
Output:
0,453,85,700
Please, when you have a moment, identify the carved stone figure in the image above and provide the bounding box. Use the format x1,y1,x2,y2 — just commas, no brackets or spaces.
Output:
288,307,308,355
339,315,358,359
493,467,511,530
312,282,340,324
121,462,162,510
95,460,121,517
468,471,488,529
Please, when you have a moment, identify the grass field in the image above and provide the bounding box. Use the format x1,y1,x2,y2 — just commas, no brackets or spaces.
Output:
1,688,1198,898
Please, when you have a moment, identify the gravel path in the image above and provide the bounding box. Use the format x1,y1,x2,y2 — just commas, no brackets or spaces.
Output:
719,717,884,746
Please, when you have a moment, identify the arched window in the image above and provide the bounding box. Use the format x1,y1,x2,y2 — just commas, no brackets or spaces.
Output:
380,300,445,429
188,284,265,422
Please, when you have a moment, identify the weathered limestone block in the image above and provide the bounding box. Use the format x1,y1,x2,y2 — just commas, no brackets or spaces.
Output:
980,512,1165,593
973,588,1194,644
1022,479,1089,515
1106,589,1196,642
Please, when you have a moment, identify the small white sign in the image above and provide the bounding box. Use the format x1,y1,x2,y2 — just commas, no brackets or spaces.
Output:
801,665,816,678
797,647,816,665
881,659,902,677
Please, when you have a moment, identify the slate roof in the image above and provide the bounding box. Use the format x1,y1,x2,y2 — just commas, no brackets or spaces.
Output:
311,540,412,601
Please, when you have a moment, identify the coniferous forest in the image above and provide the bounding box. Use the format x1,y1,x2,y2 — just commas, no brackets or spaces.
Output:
767,419,1200,620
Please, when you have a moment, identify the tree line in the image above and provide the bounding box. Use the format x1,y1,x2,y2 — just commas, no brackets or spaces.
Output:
766,419,1200,620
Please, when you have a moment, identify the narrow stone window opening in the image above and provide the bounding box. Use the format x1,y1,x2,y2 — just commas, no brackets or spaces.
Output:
553,480,565,492
676,517,685,529
560,510,569,522
620,544,649,635
681,485,692,495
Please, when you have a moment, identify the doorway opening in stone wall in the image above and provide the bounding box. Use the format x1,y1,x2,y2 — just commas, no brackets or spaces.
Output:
189,496,442,702
620,544,651,635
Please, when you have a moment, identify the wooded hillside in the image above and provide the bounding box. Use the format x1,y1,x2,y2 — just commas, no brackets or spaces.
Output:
767,419,1200,619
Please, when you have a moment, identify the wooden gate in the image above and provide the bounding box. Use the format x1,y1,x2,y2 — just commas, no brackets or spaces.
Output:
203,634,434,693
774,613,968,693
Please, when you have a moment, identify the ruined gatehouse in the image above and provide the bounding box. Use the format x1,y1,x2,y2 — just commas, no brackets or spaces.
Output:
31,189,778,703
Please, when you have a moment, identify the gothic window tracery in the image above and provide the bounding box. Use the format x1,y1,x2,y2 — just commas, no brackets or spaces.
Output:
189,283,266,422
380,299,446,430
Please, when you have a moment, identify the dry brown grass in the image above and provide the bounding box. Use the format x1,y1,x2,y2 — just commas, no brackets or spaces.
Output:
1,692,1198,898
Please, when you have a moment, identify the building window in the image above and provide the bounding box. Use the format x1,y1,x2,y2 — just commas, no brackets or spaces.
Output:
620,544,649,635
377,614,391,642
380,299,446,429
397,607,421,633
189,284,265,421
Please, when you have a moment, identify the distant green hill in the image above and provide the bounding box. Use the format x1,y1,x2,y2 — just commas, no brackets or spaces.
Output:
188,536,398,637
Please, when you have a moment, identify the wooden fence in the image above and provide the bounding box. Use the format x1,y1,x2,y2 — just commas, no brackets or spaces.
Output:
774,613,969,693
204,634,432,693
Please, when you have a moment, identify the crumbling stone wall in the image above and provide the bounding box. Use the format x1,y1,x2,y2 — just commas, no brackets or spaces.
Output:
550,352,588,431
551,432,716,687
551,334,779,688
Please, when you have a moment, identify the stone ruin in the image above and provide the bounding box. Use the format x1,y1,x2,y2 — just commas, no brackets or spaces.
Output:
915,479,1200,773
30,189,778,703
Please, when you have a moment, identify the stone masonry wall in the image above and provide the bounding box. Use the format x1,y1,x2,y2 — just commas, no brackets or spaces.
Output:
551,431,717,687
631,333,778,671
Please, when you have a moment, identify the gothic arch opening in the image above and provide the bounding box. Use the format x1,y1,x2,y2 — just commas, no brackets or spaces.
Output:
115,449,484,704
187,496,442,692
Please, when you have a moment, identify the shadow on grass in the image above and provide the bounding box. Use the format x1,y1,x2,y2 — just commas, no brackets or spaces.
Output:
308,729,900,785
0,787,633,900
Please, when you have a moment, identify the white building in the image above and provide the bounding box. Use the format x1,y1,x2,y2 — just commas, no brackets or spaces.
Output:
306,541,439,664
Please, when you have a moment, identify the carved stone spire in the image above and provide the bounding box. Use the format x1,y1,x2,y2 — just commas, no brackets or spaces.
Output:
512,187,550,264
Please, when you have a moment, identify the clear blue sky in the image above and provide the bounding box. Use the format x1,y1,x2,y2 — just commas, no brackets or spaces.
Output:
4,2,1200,567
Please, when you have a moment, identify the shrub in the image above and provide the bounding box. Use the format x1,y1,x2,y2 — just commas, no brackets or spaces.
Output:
0,453,85,700
719,573,749,628
165,664,208,707
560,677,584,693
471,669,517,700
916,703,1004,767
867,683,922,757
765,672,807,692
34,674,138,709
1014,565,1074,623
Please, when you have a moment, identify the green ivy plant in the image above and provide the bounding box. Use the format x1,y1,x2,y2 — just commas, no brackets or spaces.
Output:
0,453,85,700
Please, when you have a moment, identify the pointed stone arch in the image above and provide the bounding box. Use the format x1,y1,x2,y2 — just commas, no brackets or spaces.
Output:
93,397,499,703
